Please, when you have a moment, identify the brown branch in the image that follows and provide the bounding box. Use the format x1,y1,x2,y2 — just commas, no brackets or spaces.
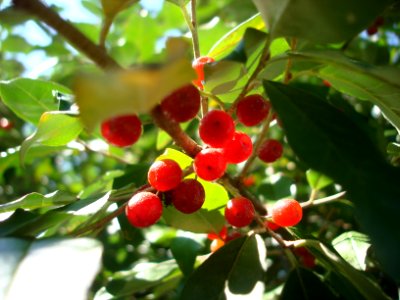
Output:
12,0,120,70
150,105,203,158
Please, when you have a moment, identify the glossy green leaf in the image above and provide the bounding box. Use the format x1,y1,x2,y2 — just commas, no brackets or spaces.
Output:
0,237,103,300
170,237,202,276
0,191,76,213
75,58,196,131
20,112,83,164
106,259,181,296
332,231,371,271
293,239,390,300
252,0,394,43
306,169,333,190
208,14,265,59
0,78,72,125
181,234,267,300
264,80,400,281
281,268,338,300
265,50,400,133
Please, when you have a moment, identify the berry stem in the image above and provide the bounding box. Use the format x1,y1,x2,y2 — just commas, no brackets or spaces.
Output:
301,191,346,208
238,108,274,180
151,105,203,157
227,37,271,114
283,38,297,84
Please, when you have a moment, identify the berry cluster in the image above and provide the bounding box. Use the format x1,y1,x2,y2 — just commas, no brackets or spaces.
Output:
101,56,302,251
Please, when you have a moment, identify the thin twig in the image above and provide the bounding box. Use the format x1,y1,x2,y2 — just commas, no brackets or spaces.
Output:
283,38,297,84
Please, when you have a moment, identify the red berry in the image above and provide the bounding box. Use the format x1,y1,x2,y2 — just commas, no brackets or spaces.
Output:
148,159,182,191
322,80,331,88
101,114,142,147
221,131,253,164
208,226,228,241
367,26,378,36
294,247,316,268
160,84,201,122
210,238,225,253
236,94,270,127
265,220,280,231
125,192,163,228
199,110,235,147
225,231,242,242
193,148,227,181
170,179,205,214
224,197,255,228
258,139,283,163
192,56,215,89
0,117,13,131
374,16,384,27
242,175,256,187
271,199,303,227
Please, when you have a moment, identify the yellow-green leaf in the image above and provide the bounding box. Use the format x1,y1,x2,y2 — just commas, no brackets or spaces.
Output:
74,58,196,131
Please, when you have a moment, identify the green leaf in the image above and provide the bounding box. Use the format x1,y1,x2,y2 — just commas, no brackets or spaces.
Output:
181,234,267,300
387,142,400,155
208,14,265,60
106,259,181,296
0,6,30,26
264,80,400,281
0,191,76,213
252,0,394,43
2,35,33,53
294,239,390,300
0,237,103,299
74,58,196,131
0,78,72,125
170,237,202,276
165,0,190,6
266,50,400,133
281,268,339,300
306,169,333,190
101,0,137,18
20,112,83,164
332,231,371,271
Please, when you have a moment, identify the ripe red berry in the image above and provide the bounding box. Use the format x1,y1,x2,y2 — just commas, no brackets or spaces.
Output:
148,159,182,191
101,114,142,147
236,94,270,127
160,84,201,122
242,175,256,187
258,139,283,163
207,226,228,241
192,56,215,89
271,199,303,227
125,192,163,228
193,148,227,181
170,179,205,214
224,197,255,228
265,220,280,231
367,26,378,36
221,131,253,164
294,247,316,268
199,110,235,147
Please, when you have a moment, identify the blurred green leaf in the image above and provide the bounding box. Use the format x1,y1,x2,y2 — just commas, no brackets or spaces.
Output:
2,35,33,53
106,259,181,296
0,191,76,213
0,237,102,300
306,169,333,190
252,0,394,43
332,231,371,271
387,142,400,155
74,58,196,131
281,267,339,300
20,112,83,164
0,78,72,124
264,80,400,282
101,0,137,18
181,234,267,299
165,0,190,6
0,6,30,26
208,14,265,60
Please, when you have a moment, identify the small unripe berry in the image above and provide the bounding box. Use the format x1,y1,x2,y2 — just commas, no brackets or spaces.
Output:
160,84,201,122
199,110,235,147
224,197,255,228
221,131,253,164
101,114,142,147
148,159,182,191
236,94,270,127
258,139,283,163
210,238,225,253
271,199,303,227
192,56,215,89
125,192,163,228
170,179,205,214
193,148,227,181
